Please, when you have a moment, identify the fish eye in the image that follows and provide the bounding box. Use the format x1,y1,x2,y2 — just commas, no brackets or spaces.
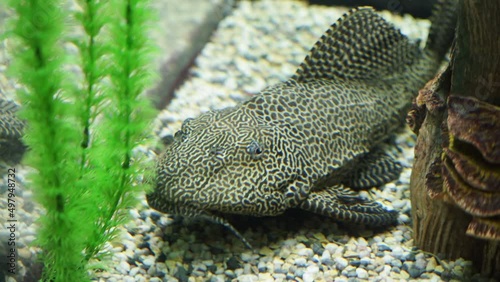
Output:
246,140,264,159
174,129,188,142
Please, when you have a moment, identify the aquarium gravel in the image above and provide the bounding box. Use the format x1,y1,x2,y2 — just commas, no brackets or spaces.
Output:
0,1,494,282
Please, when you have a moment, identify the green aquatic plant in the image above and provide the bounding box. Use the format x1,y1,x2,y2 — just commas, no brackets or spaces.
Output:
4,0,156,281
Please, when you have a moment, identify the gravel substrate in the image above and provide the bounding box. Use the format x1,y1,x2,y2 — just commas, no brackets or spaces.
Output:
0,1,496,282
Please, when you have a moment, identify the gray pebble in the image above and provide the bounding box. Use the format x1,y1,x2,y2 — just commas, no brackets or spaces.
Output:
377,243,392,252
234,268,244,276
294,267,305,277
295,257,307,267
174,266,189,282
129,267,141,276
402,261,413,271
226,256,241,270
391,259,403,268
346,268,357,278
147,264,158,276
278,247,291,258
257,261,267,272
350,260,361,267
408,265,425,278
275,264,288,274
360,257,372,266
321,257,334,266
312,242,324,255
404,252,416,261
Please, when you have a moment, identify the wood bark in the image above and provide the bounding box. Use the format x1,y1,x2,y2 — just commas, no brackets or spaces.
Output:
410,0,500,278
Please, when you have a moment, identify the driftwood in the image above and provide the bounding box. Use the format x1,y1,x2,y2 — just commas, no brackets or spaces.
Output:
409,0,500,278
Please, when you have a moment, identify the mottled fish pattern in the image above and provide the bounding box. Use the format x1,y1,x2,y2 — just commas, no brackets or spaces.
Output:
147,2,457,248
0,99,25,168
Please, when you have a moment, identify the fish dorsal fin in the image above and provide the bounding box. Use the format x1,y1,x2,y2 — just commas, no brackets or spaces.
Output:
291,7,420,83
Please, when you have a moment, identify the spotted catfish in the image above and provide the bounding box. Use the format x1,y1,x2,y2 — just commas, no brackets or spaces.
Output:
147,2,457,248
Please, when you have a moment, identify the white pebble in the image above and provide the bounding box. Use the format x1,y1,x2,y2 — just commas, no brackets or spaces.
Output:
415,258,427,269
372,236,383,243
116,261,130,275
303,272,315,282
391,246,404,259
358,248,371,259
384,236,397,244
324,243,338,254
279,247,291,258
415,253,425,261
399,213,411,223
295,243,306,250
357,237,368,247
356,267,369,279
297,248,314,257
238,274,259,282
321,250,331,261
392,199,406,209
122,239,136,251
241,251,254,262
383,254,393,264
142,256,155,267
130,266,142,276
129,209,140,219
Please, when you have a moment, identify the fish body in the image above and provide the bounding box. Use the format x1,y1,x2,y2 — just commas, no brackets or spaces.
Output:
147,2,456,248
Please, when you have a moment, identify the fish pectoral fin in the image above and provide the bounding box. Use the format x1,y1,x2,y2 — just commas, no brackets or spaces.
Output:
298,185,398,227
291,7,420,83
343,147,403,190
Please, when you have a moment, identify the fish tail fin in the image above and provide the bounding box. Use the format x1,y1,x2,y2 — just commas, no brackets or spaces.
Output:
424,0,458,60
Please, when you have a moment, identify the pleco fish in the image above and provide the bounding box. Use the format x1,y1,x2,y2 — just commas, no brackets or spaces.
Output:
147,1,457,248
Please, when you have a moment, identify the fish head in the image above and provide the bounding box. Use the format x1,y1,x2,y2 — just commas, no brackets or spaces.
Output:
147,107,294,219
